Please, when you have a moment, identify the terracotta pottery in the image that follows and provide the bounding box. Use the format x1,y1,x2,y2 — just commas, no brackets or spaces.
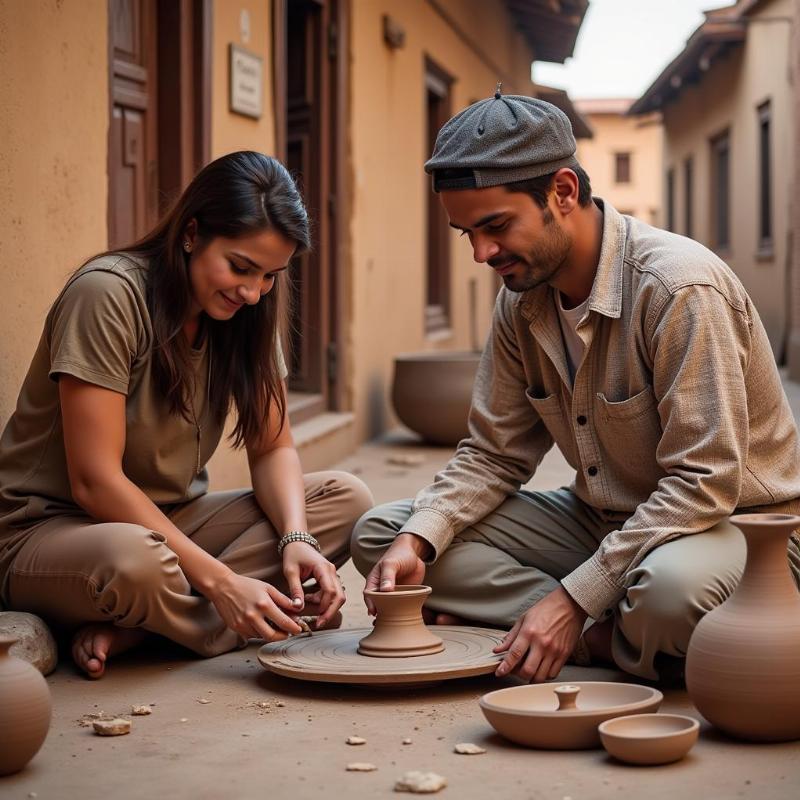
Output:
598,714,700,765
685,512,800,742
0,635,52,775
479,682,663,750
391,352,481,446
358,585,444,657
258,625,505,686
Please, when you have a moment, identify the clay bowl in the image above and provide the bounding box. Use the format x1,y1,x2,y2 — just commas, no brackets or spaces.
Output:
598,714,700,765
479,682,663,750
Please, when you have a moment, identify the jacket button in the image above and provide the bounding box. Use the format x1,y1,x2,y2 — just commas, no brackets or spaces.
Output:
577,415,587,425
587,466,598,476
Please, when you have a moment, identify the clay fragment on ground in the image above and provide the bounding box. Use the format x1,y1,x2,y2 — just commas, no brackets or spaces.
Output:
93,718,131,736
197,698,211,704
346,735,367,745
454,742,486,754
386,454,426,467
402,738,413,745
394,771,447,794
346,762,377,772
131,705,152,715
275,701,285,707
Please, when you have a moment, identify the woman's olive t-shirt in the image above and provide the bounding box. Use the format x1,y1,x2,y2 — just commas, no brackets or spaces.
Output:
0,254,286,596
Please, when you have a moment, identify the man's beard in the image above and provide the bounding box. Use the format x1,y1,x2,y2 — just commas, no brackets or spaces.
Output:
491,209,573,293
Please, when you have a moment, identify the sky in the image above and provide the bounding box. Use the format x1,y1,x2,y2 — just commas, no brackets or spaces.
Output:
533,0,737,100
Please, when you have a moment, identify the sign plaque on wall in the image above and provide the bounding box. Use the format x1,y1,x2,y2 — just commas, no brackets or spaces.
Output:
229,44,263,119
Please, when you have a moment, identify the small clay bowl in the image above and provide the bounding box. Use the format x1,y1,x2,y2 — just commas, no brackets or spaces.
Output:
479,682,663,750
598,713,699,765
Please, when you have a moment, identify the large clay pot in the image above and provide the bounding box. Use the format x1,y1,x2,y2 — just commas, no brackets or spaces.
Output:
391,352,481,446
685,513,800,741
0,635,52,774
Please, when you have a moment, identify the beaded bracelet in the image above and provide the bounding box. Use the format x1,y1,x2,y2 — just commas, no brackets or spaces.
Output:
277,530,321,556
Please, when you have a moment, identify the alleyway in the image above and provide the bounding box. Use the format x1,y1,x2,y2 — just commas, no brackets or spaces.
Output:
4,377,800,800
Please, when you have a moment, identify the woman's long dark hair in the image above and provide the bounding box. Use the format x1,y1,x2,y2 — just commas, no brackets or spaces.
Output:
106,151,309,447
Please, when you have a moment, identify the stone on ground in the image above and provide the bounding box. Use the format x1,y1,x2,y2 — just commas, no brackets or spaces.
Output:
0,611,58,675
93,718,131,736
394,771,447,793
454,743,486,754
346,762,377,772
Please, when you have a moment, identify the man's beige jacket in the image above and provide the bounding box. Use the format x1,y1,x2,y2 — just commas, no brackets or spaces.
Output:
402,201,800,619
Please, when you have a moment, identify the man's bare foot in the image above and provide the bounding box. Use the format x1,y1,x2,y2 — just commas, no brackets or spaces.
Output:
421,607,469,626
583,617,614,664
71,624,147,679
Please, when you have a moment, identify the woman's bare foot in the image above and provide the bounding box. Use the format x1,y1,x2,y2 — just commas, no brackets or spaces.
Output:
71,624,147,679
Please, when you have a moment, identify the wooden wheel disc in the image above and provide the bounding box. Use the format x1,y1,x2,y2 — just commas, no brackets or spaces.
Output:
257,626,506,686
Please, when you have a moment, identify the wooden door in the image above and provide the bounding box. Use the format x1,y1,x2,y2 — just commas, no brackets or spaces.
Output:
107,0,158,249
108,0,211,248
273,0,347,419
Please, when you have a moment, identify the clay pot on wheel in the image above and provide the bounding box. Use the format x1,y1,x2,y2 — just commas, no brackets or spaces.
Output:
0,635,52,775
359,585,445,657
686,513,800,741
391,352,481,446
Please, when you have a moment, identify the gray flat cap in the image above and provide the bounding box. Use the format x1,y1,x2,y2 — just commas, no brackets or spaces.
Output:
425,92,578,191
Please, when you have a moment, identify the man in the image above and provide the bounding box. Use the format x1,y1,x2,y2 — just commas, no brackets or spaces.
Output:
351,92,800,683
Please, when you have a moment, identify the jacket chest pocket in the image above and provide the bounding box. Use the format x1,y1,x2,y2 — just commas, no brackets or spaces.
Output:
594,386,663,481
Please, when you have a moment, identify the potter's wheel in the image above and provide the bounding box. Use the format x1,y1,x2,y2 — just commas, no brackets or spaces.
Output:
258,626,505,686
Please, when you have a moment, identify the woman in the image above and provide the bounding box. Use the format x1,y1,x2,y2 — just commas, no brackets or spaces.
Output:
0,151,373,678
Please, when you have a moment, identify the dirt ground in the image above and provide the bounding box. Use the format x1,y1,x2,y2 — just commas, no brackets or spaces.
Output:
4,393,800,798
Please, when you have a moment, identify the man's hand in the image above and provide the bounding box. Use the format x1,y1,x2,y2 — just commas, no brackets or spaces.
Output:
493,586,587,682
363,533,432,615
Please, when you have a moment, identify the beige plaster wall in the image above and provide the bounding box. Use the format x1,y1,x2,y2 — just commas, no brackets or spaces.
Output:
206,0,278,487
575,109,662,225
348,0,537,440
0,0,108,430
211,0,276,159
661,0,794,354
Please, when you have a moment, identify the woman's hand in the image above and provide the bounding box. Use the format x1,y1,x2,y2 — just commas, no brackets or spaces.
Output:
282,542,346,629
206,570,302,642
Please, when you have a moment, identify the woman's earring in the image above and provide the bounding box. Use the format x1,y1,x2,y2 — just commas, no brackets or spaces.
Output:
184,242,192,252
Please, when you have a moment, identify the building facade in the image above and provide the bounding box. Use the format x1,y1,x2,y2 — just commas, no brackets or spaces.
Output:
0,0,588,487
573,98,662,226
631,0,795,359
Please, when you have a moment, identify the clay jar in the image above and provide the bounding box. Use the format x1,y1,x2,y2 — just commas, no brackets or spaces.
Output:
358,585,445,658
686,513,800,741
0,635,52,775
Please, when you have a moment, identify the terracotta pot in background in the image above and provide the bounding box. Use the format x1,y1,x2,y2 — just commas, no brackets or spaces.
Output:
392,352,481,446
685,513,800,742
0,635,52,775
